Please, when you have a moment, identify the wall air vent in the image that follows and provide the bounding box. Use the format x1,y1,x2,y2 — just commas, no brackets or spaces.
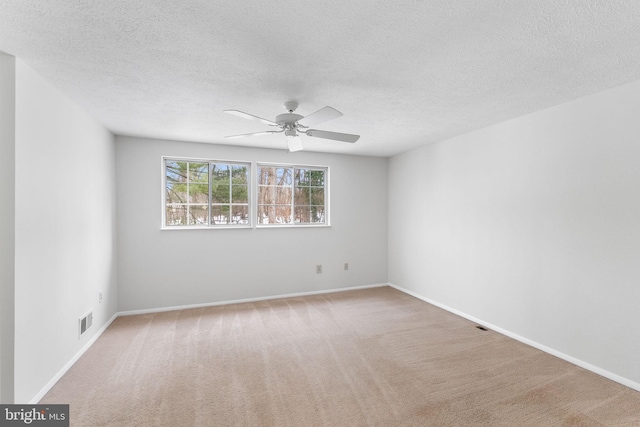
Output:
79,311,93,338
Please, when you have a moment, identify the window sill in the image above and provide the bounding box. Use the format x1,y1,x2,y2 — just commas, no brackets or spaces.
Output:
161,225,253,231
256,223,331,229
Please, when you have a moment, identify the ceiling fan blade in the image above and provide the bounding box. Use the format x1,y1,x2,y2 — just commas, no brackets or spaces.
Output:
306,129,360,143
225,130,281,139
224,110,278,126
297,106,343,127
287,135,304,152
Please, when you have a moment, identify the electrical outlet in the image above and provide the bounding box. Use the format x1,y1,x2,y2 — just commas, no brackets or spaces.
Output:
344,263,349,271
316,265,322,274
98,292,103,303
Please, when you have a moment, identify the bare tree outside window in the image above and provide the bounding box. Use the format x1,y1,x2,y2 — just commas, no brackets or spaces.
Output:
257,164,327,225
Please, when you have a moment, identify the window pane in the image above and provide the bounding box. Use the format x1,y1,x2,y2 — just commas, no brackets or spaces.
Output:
257,205,291,224
166,205,187,226
275,205,292,223
274,186,292,205
232,184,248,203
189,184,209,204
166,161,187,183
188,205,209,225
295,187,310,205
294,205,311,223
311,206,325,223
189,163,209,183
211,205,230,224
166,184,187,204
232,205,249,224
277,167,292,186
258,205,274,224
258,166,276,185
309,170,325,186
166,160,188,206
310,187,324,205
211,163,229,179
211,164,230,204
258,185,275,203
259,185,292,205
211,182,230,203
295,169,310,186
259,167,292,185
232,165,248,184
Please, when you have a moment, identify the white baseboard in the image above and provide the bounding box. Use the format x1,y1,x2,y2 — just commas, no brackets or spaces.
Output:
388,283,640,393
118,283,388,316
31,312,119,404
39,282,634,406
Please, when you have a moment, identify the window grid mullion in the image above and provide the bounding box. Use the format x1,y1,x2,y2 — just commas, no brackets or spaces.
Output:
208,162,213,226
229,166,233,223
186,163,191,225
290,167,295,224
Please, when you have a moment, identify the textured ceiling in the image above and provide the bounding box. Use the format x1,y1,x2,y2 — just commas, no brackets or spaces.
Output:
2,1,640,157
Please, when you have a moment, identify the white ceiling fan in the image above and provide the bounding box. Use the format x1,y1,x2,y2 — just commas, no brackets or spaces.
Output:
224,101,360,152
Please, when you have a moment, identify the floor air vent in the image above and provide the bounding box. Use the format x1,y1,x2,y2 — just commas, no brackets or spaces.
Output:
79,311,93,338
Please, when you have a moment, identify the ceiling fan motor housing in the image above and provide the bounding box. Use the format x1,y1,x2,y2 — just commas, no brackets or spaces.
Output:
276,113,304,127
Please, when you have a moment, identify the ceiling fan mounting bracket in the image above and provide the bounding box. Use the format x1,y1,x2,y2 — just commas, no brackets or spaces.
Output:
283,101,298,113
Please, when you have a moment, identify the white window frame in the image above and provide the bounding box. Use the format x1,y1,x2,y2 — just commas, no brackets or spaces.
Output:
255,162,330,228
161,157,329,229
162,156,252,229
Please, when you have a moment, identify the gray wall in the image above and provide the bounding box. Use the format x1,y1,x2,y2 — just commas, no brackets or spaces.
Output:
13,60,118,403
116,137,388,311
0,52,16,403
388,79,640,389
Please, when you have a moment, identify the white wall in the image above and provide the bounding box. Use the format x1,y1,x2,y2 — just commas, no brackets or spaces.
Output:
0,52,16,403
13,60,118,403
116,136,388,311
389,79,640,388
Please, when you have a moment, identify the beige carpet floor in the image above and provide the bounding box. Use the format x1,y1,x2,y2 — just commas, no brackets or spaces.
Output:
41,286,640,426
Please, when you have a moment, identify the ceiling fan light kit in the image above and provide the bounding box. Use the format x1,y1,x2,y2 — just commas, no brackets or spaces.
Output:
287,135,304,152
224,101,360,152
